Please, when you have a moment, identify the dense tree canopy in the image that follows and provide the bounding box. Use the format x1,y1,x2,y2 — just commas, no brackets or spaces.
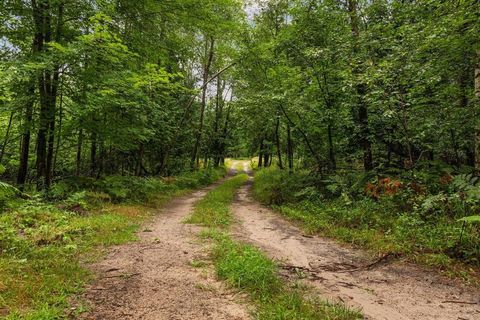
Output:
0,0,245,189
0,0,479,187
235,0,479,176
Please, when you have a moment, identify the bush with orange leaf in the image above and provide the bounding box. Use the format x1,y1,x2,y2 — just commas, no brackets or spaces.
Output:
365,177,403,199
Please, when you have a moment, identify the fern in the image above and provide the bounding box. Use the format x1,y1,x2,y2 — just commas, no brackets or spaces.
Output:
452,174,479,191
0,181,19,194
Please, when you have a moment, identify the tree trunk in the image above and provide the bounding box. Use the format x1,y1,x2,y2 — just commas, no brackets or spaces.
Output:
191,36,215,169
0,110,15,165
97,139,105,178
32,0,47,188
53,90,63,175
33,0,63,189
263,153,269,167
76,128,83,177
327,123,336,171
213,77,226,167
275,116,283,169
136,143,144,176
218,100,232,167
17,76,36,188
348,0,373,171
475,49,480,171
287,122,293,172
90,133,97,177
258,138,264,167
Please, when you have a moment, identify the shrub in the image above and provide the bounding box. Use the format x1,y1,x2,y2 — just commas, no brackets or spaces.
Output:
253,168,318,205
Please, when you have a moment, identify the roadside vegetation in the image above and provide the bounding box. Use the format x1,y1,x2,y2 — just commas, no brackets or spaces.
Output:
253,167,480,283
0,168,224,319
188,174,362,319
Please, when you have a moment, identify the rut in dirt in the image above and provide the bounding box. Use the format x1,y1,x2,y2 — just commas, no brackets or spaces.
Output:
231,165,480,320
78,185,250,320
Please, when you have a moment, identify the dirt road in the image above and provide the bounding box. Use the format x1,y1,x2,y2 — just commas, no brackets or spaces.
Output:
79,161,480,320
231,162,480,320
78,185,250,320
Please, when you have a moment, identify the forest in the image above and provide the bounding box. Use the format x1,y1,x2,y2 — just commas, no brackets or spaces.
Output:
0,0,480,319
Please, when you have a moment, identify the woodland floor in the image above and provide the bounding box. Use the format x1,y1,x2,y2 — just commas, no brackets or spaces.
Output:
78,161,480,320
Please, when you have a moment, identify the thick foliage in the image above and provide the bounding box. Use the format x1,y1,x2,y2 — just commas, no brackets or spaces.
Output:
254,168,480,271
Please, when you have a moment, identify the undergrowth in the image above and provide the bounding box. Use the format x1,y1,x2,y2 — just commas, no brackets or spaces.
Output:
188,174,362,319
253,167,480,284
0,168,225,319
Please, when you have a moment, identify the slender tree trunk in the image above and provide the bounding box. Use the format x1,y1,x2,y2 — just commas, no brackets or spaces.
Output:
327,123,336,171
348,0,373,171
279,104,323,169
76,128,83,177
475,49,480,171
258,138,264,167
45,2,64,187
33,0,63,189
203,152,208,169
45,102,56,186
191,37,215,169
287,122,293,172
263,153,269,168
17,81,35,188
32,0,47,188
213,78,226,167
90,133,97,177
275,116,283,169
53,91,63,175
135,143,144,176
0,110,15,164
219,98,232,166
98,139,105,178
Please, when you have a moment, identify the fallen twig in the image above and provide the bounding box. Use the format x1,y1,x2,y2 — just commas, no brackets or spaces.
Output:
337,253,400,273
441,300,478,305
102,272,141,279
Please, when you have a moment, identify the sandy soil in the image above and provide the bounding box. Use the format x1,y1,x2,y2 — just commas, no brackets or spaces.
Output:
231,163,480,320
77,185,250,320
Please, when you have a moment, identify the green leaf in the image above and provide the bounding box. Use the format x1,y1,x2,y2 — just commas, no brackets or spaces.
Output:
457,216,480,224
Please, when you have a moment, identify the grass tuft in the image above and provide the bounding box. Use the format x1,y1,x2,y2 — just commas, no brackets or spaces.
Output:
185,174,248,227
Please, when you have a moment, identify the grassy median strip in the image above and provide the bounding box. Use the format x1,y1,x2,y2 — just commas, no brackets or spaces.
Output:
185,174,249,228
188,174,362,320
